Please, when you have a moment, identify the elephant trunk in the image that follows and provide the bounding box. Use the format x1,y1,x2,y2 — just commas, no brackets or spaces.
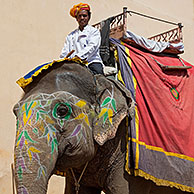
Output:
14,100,59,194
14,127,58,194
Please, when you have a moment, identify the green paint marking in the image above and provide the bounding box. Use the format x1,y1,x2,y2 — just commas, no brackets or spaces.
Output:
103,111,108,124
42,127,49,137
101,97,111,107
16,120,19,130
52,103,59,118
33,128,39,135
25,103,28,115
55,144,58,152
39,109,48,114
17,131,24,143
60,119,64,127
111,99,117,112
24,131,36,143
38,167,42,179
54,140,58,152
18,166,23,180
36,112,40,121
25,101,34,116
46,100,52,106
51,141,54,155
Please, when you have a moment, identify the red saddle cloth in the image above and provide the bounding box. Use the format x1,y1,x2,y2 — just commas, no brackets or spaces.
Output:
112,38,194,193
130,47,194,157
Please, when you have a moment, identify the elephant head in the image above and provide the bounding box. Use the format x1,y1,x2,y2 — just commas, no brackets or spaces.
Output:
13,62,134,194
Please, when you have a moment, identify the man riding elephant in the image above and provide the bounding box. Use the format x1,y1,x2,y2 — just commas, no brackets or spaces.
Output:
60,3,104,75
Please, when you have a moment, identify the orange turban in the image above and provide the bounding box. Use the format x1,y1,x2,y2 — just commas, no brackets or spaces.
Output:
70,3,90,18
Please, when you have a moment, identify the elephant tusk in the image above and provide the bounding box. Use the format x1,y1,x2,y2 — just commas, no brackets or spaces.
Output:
11,163,16,194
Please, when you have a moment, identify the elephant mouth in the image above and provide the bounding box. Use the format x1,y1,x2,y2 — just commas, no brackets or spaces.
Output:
63,141,75,155
56,136,94,169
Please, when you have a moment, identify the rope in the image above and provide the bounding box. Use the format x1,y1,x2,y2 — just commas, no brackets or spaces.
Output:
70,162,89,194
127,10,182,27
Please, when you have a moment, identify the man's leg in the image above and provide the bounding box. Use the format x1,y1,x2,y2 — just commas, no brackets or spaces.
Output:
88,62,104,75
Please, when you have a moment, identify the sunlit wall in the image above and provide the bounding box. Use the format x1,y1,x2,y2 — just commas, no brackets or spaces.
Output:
1,0,193,193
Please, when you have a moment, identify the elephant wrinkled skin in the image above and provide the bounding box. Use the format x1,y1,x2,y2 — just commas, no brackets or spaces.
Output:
13,62,188,194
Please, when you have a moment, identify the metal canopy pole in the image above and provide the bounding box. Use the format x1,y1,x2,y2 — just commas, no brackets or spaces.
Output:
127,10,183,28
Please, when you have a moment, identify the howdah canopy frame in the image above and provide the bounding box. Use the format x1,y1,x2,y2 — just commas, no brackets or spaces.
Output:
93,7,183,54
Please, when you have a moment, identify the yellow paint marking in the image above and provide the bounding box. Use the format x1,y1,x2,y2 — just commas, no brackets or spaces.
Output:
84,115,90,126
98,108,107,118
75,100,86,108
47,133,50,143
29,147,40,153
45,115,55,124
75,113,85,120
25,140,28,145
28,150,32,161
23,109,32,125
31,101,37,109
108,109,113,124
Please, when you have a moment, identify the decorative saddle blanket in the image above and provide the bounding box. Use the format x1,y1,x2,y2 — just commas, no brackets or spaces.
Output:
16,57,85,89
111,38,194,193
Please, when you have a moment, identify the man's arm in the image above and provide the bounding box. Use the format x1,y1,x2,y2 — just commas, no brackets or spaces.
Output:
60,36,71,58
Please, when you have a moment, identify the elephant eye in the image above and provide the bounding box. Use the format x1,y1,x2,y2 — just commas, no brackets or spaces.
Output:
53,103,72,120
57,104,68,117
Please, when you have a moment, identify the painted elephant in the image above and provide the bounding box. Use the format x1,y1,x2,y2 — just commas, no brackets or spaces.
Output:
13,62,188,194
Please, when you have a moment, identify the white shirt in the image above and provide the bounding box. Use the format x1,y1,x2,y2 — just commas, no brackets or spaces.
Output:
60,25,103,65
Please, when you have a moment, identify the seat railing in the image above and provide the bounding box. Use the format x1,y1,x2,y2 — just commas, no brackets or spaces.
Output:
148,25,183,43
93,7,183,43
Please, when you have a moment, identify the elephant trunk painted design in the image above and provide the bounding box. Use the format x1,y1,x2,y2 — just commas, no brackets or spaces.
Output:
14,91,96,194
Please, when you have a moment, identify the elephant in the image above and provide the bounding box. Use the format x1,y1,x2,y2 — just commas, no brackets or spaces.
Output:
13,61,189,194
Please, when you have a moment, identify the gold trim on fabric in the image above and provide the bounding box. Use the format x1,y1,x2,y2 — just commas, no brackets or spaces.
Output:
124,43,140,169
117,70,125,85
129,137,194,162
125,116,130,173
114,49,126,85
134,169,194,193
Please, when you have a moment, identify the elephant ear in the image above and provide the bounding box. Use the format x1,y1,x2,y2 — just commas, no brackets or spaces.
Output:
93,75,135,145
